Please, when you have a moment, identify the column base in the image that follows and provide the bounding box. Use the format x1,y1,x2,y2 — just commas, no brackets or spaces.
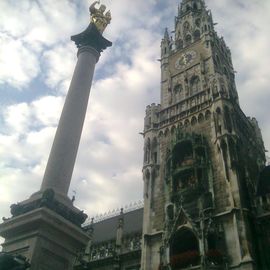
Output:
0,207,89,270
9,189,88,227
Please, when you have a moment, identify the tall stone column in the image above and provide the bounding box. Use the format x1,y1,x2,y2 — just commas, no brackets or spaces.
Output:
0,4,112,269
39,22,112,202
41,46,99,197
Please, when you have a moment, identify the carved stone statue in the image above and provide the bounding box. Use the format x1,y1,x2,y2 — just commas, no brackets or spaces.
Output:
89,1,111,33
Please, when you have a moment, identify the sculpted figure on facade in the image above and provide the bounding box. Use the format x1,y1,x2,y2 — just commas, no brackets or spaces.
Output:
89,1,111,33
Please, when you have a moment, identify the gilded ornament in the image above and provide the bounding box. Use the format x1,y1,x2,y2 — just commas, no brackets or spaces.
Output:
89,1,111,33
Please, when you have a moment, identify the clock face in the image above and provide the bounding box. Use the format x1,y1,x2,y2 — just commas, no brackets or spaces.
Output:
175,51,197,70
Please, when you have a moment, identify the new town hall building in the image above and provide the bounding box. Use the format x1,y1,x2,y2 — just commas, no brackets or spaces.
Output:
78,0,270,270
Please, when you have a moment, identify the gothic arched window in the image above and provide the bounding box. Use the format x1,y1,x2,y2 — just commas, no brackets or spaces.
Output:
176,39,183,49
224,106,233,133
190,76,200,95
144,138,151,163
205,110,211,120
191,116,197,126
174,83,182,93
194,30,201,41
221,140,229,180
151,137,158,164
170,229,200,269
198,113,204,123
185,34,192,45
183,21,190,32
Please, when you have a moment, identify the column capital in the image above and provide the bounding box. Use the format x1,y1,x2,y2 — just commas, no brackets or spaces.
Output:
71,23,112,54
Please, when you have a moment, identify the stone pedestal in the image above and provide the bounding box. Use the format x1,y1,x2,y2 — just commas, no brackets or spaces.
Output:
0,208,89,270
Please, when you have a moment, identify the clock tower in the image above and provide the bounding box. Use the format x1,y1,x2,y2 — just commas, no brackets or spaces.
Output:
141,0,267,269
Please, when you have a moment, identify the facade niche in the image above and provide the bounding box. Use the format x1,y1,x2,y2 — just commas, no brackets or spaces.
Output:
185,34,192,46
183,21,190,32
205,110,211,120
144,138,151,163
216,107,222,134
221,140,229,180
194,30,200,41
224,106,233,133
190,76,200,95
174,83,182,93
184,119,190,127
191,117,197,126
228,138,237,168
198,113,204,123
151,137,158,164
150,169,156,209
172,141,193,169
170,229,200,269
176,39,183,49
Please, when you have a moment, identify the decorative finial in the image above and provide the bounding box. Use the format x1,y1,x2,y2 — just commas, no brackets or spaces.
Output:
89,1,112,34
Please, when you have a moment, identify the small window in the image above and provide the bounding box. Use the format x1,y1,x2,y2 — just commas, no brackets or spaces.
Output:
174,84,182,93
191,117,197,126
195,18,201,27
184,21,190,31
194,30,201,41
198,113,204,123
176,39,183,49
185,34,192,45
190,76,200,95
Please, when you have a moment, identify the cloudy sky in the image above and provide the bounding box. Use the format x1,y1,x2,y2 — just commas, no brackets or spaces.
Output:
0,0,270,245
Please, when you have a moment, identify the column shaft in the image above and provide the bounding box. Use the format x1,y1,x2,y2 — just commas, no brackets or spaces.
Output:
41,46,99,196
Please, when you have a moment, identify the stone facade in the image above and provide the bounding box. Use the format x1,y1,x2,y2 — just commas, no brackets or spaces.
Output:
141,0,269,270
75,208,143,270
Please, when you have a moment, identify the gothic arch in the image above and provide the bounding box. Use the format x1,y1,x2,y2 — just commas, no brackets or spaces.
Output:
216,107,222,134
170,228,200,269
165,128,170,137
185,34,192,45
224,106,232,133
144,168,151,198
176,39,183,49
151,137,158,164
220,139,229,180
194,30,200,41
183,21,190,32
198,113,204,123
190,76,200,95
191,116,197,126
145,138,151,163
205,110,211,120
158,130,164,138
228,137,237,166
184,119,190,127
212,79,219,98
171,125,176,136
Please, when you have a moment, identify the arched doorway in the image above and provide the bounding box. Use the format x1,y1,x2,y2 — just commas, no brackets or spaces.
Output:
170,228,200,269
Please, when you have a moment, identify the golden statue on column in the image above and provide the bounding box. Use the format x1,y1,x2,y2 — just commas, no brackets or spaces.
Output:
90,1,112,33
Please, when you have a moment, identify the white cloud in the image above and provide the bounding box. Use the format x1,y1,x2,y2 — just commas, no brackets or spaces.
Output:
0,34,40,89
